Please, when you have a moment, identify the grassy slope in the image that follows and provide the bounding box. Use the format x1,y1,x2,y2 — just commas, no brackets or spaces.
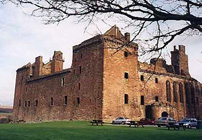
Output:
0,121,201,140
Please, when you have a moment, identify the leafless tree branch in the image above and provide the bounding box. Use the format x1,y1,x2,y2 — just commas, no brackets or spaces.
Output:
4,0,202,54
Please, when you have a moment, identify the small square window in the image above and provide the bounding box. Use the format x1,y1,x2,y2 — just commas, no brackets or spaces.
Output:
155,78,158,83
124,51,128,57
140,75,144,81
155,96,159,102
125,72,129,79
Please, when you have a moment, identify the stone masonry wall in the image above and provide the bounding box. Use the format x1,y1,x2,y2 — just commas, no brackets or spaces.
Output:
13,27,202,122
102,38,140,122
13,36,105,122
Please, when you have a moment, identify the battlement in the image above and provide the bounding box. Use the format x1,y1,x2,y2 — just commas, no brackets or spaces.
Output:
17,51,64,78
173,45,186,54
171,45,190,76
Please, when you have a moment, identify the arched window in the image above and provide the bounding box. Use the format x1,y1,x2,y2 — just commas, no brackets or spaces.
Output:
166,81,171,102
185,83,190,104
173,82,178,102
179,83,184,103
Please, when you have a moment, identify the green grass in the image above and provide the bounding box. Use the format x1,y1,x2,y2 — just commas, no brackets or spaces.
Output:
0,121,201,140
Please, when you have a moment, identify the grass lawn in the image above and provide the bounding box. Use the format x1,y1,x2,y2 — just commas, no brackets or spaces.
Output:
0,121,201,140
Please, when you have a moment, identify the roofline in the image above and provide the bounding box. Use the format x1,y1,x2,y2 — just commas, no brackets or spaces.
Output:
27,68,71,83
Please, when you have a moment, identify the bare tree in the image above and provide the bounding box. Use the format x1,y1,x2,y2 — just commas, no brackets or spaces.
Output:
9,0,202,54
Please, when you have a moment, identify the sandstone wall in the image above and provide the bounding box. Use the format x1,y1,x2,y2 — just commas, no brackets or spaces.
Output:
102,38,140,122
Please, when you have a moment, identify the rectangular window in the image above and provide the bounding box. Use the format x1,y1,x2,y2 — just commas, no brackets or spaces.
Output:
28,101,30,107
155,78,158,83
35,100,38,107
79,66,82,74
155,96,159,102
80,53,82,59
25,101,27,107
79,83,80,90
124,94,128,104
64,96,68,105
61,77,65,86
19,100,21,107
77,97,80,105
140,75,144,81
124,51,128,57
125,72,129,79
51,97,53,106
141,96,144,105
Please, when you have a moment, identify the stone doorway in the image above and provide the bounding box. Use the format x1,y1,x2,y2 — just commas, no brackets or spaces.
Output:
145,105,153,119
161,111,168,117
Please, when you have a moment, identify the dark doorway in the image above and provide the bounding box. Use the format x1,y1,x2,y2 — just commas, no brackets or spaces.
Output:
145,105,153,119
161,112,168,117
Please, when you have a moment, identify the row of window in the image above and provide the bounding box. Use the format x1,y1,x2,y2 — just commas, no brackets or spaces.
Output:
75,51,128,62
124,94,159,105
19,96,80,107
124,72,158,83
19,100,38,107
21,94,158,107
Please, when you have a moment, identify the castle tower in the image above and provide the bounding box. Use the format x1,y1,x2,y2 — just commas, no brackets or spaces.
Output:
51,51,64,73
171,45,190,76
33,56,43,77
13,63,32,121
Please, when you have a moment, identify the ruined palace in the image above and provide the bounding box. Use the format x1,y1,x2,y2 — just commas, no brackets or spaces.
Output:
13,26,202,122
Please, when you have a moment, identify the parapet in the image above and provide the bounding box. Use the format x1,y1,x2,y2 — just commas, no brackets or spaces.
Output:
172,45,185,54
150,58,166,68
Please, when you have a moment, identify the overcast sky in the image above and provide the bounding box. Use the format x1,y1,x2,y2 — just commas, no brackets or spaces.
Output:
0,3,201,106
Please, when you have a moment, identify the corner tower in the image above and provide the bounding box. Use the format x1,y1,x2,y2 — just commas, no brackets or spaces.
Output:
51,51,64,73
171,45,190,76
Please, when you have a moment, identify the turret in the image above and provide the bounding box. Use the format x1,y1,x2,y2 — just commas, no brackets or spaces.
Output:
33,56,43,77
171,45,190,76
51,51,64,73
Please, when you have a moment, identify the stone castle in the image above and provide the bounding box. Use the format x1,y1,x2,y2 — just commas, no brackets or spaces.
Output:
13,26,202,122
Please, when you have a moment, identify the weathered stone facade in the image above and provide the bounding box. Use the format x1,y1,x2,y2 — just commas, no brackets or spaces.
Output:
13,26,202,122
